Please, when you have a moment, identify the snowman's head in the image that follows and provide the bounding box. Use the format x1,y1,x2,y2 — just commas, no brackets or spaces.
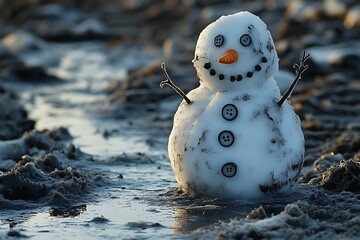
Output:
193,11,279,92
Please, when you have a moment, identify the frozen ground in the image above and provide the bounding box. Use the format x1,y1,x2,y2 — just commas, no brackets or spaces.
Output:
1,0,360,239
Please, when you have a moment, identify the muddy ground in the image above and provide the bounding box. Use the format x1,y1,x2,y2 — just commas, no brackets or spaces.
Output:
0,0,360,239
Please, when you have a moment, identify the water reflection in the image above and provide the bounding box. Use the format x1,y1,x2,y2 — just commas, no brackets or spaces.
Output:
172,202,257,233
169,191,301,234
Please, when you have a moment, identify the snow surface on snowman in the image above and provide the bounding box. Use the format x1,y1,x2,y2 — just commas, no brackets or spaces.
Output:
168,11,304,199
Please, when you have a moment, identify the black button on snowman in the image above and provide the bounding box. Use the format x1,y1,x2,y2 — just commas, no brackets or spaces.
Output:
218,130,235,147
222,162,237,178
163,11,308,199
222,104,238,121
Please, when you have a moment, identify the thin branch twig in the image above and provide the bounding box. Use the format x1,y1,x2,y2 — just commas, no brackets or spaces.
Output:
277,51,310,106
160,62,192,105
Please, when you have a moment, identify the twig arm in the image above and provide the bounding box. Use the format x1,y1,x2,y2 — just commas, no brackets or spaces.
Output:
160,62,192,105
277,51,310,106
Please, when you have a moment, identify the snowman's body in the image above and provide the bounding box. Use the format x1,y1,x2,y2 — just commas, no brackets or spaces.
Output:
168,11,304,199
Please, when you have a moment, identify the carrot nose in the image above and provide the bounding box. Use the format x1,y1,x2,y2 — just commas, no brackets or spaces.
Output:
218,49,238,64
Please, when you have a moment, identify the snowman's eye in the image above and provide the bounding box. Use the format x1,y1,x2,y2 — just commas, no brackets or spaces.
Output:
240,34,251,46
214,34,224,47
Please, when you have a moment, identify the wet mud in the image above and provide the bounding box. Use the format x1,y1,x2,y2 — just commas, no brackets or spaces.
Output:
1,0,360,239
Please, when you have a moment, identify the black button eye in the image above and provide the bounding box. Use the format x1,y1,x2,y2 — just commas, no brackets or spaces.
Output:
240,34,251,46
214,34,224,47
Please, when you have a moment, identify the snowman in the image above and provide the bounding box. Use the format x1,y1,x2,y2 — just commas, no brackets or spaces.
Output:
161,11,309,199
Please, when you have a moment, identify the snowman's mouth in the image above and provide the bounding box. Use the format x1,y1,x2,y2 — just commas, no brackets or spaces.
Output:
203,56,268,82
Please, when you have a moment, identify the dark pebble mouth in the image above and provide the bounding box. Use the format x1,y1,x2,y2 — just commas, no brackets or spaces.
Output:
203,56,268,82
